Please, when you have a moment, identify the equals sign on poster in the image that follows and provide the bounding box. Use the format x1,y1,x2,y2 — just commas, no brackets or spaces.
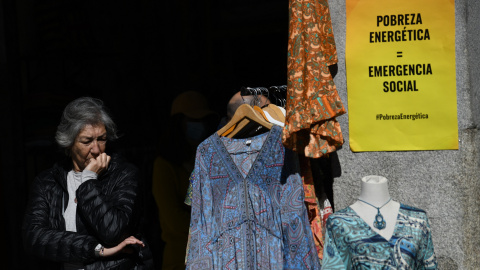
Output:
397,51,403,58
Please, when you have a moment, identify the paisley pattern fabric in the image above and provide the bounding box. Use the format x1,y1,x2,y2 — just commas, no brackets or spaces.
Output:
184,135,267,206
299,155,325,261
284,0,346,158
322,204,438,269
186,126,321,269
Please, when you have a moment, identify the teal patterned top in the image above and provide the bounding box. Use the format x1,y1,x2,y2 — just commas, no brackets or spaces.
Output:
322,204,437,269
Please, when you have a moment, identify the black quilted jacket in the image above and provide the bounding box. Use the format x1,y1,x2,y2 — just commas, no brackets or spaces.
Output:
23,153,152,270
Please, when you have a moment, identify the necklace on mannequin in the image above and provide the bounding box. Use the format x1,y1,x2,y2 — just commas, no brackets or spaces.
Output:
358,198,392,230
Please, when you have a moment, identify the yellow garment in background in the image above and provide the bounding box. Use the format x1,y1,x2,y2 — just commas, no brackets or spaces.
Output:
152,156,191,270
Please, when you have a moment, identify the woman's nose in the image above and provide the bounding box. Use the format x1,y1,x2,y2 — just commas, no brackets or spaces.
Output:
90,140,100,154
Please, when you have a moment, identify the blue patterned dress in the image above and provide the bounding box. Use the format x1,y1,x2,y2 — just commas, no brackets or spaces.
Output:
322,204,437,269
186,126,321,269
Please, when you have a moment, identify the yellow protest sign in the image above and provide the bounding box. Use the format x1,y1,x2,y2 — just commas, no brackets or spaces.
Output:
346,0,457,151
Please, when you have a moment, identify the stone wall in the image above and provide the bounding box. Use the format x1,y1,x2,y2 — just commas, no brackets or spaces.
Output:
328,0,479,268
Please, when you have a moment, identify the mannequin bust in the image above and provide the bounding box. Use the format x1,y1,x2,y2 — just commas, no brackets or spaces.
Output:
350,175,400,240
322,175,438,269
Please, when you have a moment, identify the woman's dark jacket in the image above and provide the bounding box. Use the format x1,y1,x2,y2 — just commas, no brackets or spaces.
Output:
23,154,152,270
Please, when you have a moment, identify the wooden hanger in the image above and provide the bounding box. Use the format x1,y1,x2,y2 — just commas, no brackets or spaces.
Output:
253,106,269,122
262,105,279,121
267,104,285,123
220,118,249,137
262,108,284,127
217,104,273,138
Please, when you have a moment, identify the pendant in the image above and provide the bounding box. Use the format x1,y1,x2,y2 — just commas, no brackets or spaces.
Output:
374,212,386,230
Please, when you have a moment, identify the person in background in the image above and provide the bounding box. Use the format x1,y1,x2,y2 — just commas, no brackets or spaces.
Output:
213,90,271,129
23,97,152,270
152,91,219,270
226,90,270,121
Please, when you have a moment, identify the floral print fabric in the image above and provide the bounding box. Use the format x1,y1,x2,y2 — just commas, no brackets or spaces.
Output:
284,0,346,158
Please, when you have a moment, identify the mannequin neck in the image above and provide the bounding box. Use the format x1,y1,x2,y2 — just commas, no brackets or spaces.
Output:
357,175,391,206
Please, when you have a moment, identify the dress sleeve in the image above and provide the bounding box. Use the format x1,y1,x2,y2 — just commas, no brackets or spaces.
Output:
321,216,349,270
22,176,97,263
186,149,214,269
76,164,139,246
280,152,321,269
418,215,438,269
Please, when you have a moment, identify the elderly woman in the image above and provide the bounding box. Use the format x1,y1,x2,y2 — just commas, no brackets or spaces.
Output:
23,97,151,270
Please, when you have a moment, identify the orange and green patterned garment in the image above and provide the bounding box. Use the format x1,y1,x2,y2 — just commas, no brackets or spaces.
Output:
284,0,346,158
299,155,325,261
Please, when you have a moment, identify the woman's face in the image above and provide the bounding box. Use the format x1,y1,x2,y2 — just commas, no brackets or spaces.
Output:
71,124,107,172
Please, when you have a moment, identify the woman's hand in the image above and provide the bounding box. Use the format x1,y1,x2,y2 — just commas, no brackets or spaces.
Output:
101,236,145,257
85,153,111,175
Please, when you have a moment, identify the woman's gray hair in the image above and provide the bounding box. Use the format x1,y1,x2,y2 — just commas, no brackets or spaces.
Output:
55,97,119,155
